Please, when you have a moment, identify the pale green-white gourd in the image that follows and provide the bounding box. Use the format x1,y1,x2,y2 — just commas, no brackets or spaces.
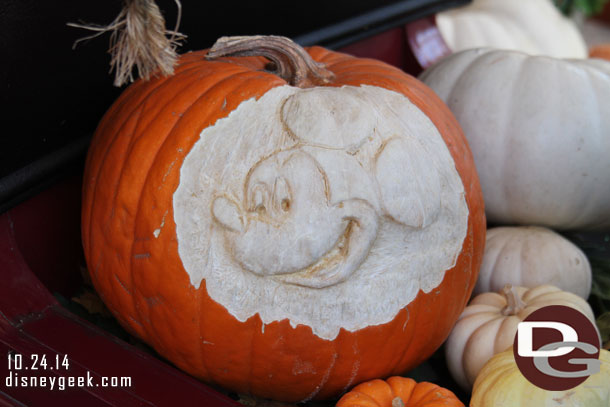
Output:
420,48,610,230
471,349,610,407
475,226,592,299
436,0,587,58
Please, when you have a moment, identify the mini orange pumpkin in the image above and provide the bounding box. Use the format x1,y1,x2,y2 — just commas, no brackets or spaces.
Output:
82,35,485,401
336,377,464,407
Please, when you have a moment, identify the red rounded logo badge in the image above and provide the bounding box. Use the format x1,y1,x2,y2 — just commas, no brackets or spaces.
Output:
513,305,601,391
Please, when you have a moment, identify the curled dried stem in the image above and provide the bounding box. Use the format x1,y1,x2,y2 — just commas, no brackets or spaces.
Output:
206,35,335,88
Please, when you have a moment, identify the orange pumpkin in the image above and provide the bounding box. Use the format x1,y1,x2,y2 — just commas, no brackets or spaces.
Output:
590,44,610,61
336,377,464,407
82,36,485,401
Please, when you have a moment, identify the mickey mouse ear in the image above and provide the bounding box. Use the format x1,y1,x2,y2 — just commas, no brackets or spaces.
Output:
280,87,375,151
375,137,442,229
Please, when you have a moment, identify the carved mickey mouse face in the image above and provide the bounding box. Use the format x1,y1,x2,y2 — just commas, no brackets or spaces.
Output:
174,84,468,340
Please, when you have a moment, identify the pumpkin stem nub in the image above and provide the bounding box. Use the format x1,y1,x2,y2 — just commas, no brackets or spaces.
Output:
500,284,526,316
391,397,405,407
205,35,335,88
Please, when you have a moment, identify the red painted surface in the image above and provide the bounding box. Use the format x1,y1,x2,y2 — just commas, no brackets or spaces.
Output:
339,27,409,69
338,26,424,76
0,208,241,406
9,175,85,298
0,213,57,322
336,19,451,77
0,393,23,407
0,307,241,406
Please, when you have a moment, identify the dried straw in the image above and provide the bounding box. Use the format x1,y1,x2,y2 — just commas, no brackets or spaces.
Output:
69,0,186,86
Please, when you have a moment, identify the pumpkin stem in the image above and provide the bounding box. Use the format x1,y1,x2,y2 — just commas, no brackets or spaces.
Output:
501,284,526,316
391,397,405,407
205,35,335,88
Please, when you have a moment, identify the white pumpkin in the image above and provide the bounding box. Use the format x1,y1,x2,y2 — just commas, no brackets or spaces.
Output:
436,0,587,58
445,285,596,391
475,226,592,299
420,48,610,230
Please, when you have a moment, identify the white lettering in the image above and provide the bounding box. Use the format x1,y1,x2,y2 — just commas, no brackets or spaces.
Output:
518,322,578,357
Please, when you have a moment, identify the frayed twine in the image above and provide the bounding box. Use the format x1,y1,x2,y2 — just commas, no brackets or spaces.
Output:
68,0,186,87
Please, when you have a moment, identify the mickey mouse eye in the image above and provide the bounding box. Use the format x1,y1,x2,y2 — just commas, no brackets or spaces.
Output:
280,198,291,212
274,177,292,213
249,183,269,214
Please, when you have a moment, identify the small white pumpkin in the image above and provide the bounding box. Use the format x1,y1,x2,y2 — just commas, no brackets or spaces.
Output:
436,0,587,58
475,226,592,299
420,48,610,230
445,285,596,391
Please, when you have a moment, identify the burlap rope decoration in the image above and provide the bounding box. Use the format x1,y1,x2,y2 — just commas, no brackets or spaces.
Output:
69,0,186,87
